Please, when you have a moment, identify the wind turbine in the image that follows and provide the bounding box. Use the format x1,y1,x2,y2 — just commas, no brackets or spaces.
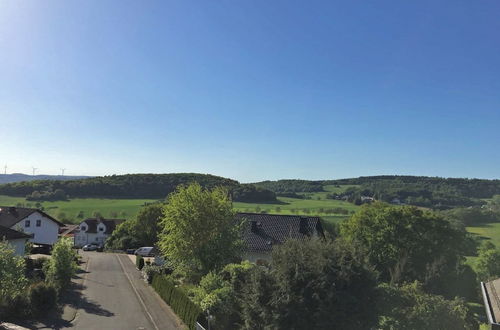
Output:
3,165,6,175
61,168,66,176
32,167,37,176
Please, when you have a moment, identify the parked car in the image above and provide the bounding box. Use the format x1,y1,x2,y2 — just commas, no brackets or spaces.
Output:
126,248,136,255
82,243,98,251
134,247,155,257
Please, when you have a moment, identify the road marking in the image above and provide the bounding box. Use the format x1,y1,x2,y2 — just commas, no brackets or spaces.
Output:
116,254,160,330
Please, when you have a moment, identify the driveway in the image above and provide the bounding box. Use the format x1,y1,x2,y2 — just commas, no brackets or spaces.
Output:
64,252,183,330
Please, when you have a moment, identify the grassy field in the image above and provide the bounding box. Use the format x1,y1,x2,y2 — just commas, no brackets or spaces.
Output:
0,184,361,226
0,195,158,223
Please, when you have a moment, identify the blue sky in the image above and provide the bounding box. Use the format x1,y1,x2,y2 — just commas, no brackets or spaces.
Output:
1,0,499,182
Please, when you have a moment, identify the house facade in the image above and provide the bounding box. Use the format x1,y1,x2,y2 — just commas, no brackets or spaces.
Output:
0,225,33,255
0,206,63,246
235,213,325,263
74,218,125,247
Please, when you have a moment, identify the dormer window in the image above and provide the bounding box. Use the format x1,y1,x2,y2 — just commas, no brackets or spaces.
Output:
99,227,104,231
81,225,87,231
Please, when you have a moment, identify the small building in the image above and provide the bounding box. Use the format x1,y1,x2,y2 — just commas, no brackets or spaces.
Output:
0,224,33,256
0,206,63,246
235,213,325,263
74,218,125,247
481,280,500,329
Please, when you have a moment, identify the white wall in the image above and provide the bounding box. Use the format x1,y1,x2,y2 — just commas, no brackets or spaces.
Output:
74,222,110,247
6,238,27,256
11,212,60,245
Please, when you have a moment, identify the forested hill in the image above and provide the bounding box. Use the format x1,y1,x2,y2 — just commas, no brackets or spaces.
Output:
0,173,91,184
0,173,277,203
254,176,500,209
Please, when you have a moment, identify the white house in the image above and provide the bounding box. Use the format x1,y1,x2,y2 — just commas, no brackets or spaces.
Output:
0,225,33,256
74,218,125,247
0,206,63,246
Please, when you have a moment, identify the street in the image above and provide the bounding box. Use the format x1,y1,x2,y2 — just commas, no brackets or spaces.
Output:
64,252,183,330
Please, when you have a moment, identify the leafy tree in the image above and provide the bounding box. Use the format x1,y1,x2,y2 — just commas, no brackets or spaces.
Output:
158,183,242,277
106,203,165,250
240,238,379,330
135,203,164,246
44,238,77,291
341,203,470,292
377,282,477,330
0,241,28,309
475,242,500,281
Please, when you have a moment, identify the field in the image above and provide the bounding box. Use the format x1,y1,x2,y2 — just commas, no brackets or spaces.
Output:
0,195,158,223
0,185,361,226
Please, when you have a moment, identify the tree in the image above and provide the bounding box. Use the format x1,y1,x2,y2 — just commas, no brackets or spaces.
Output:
158,183,242,277
240,238,379,330
0,241,28,307
106,203,165,250
475,242,500,281
340,203,470,292
44,238,77,291
135,203,164,246
377,282,477,330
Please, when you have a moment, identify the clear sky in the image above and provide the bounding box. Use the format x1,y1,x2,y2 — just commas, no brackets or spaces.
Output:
1,0,499,182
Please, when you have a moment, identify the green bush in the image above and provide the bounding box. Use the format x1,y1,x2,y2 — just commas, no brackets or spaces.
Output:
151,275,202,330
136,255,145,270
29,282,57,316
0,294,31,320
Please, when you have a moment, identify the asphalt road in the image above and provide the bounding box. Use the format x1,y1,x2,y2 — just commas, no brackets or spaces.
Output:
65,252,183,330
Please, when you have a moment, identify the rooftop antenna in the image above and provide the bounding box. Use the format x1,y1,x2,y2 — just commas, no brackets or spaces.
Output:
32,167,37,176
61,168,66,176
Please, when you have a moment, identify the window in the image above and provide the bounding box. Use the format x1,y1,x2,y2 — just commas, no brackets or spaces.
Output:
99,227,104,231
36,219,41,227
25,220,30,227
81,226,86,231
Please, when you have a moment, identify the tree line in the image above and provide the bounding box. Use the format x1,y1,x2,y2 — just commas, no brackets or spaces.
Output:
0,173,277,203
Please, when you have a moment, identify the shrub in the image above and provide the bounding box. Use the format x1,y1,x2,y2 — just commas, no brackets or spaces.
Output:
0,294,31,320
136,255,145,270
0,241,28,307
152,275,202,330
142,264,173,283
29,282,57,316
44,238,77,292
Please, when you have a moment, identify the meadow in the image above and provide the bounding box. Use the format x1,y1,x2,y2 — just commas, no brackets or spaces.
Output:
0,185,360,226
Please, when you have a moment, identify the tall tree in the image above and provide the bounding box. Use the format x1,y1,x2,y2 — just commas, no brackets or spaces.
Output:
239,238,379,330
158,183,242,276
340,203,470,291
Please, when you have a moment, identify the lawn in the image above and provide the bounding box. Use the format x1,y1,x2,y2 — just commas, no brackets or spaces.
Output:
0,195,158,224
467,222,500,247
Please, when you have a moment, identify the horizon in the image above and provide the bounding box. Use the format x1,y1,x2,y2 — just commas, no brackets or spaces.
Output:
1,1,500,182
1,171,499,184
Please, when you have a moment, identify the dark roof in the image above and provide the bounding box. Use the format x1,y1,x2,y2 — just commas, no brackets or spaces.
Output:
0,225,33,240
235,213,325,252
80,218,125,234
0,206,64,228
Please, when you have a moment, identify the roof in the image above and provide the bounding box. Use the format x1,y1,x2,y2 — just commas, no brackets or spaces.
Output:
59,224,79,237
0,225,33,240
0,206,64,228
482,279,500,325
235,213,325,252
80,218,125,234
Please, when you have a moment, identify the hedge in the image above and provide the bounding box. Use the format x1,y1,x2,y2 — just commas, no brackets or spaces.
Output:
136,255,145,270
151,275,203,330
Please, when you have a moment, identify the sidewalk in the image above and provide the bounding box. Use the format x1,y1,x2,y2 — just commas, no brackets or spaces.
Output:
117,254,184,329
